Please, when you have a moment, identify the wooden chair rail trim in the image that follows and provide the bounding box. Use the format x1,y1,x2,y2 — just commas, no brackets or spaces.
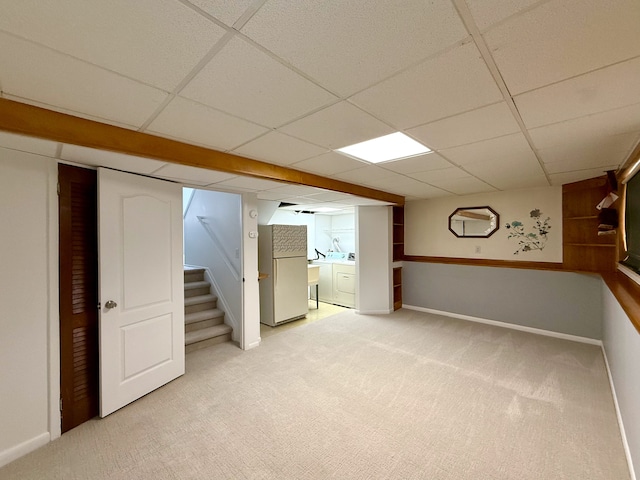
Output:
0,98,404,206
403,255,565,271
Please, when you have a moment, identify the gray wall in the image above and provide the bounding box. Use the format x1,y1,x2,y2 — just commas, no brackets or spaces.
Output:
603,284,640,476
403,262,602,339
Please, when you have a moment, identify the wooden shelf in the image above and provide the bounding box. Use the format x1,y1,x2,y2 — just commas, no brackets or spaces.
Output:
392,206,404,263
562,176,617,272
392,206,404,311
393,266,402,311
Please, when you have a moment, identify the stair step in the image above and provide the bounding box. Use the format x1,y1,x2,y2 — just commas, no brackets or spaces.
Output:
185,324,232,353
185,308,225,333
184,280,210,298
184,268,205,283
185,308,224,325
184,293,218,314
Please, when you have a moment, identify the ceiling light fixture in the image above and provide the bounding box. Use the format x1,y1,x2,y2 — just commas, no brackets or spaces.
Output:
336,132,431,164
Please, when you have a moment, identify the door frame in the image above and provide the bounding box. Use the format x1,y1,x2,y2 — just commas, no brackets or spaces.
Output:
46,166,264,441
47,160,62,441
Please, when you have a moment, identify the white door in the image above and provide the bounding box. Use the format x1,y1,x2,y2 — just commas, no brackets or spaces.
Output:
273,257,308,323
98,168,184,417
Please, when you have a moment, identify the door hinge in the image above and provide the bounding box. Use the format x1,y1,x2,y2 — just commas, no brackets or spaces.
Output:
57,182,60,196
59,397,63,412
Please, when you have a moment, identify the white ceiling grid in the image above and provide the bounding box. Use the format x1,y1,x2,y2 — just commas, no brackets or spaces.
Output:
0,0,638,207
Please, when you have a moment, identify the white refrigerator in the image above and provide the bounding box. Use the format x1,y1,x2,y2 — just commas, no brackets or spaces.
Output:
258,224,309,326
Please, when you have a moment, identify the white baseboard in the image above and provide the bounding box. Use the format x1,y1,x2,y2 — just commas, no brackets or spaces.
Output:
402,304,602,346
601,345,637,480
245,339,261,350
0,432,50,468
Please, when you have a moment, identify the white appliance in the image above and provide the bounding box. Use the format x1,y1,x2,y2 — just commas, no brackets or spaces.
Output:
311,252,357,308
258,224,309,326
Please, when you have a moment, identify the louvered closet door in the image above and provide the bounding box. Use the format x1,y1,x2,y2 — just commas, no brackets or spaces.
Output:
59,164,99,433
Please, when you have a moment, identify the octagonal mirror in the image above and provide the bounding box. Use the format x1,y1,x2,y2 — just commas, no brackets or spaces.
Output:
448,206,499,238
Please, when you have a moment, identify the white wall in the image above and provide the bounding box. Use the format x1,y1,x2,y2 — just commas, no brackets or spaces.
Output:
329,213,356,254
405,186,562,262
241,193,261,350
356,206,392,314
603,284,640,479
0,150,52,466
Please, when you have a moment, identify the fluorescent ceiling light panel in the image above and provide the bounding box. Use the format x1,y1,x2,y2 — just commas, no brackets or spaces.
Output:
336,132,431,163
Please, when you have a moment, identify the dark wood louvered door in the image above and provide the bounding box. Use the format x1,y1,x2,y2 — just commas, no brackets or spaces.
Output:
59,164,99,433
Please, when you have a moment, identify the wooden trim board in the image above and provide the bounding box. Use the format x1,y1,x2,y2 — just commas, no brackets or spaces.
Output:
403,255,564,271
0,98,404,205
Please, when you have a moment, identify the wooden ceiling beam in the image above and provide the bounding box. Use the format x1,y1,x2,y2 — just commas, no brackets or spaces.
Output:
0,98,404,205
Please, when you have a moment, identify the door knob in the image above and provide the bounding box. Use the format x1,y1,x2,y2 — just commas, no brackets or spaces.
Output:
104,300,117,310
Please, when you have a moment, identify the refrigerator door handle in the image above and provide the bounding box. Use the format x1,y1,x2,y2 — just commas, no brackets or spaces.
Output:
273,260,277,288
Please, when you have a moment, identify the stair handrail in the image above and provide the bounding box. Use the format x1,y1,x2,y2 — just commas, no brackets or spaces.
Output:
196,216,241,282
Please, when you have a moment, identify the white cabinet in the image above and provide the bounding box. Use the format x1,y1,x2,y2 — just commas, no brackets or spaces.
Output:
333,264,356,308
311,261,356,308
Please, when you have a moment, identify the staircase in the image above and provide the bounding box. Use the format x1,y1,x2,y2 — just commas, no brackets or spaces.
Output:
184,267,232,353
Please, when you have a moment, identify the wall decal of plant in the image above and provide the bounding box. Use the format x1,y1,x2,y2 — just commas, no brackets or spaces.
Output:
505,209,551,255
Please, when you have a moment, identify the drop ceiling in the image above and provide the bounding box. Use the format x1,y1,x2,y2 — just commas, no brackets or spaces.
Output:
0,0,638,204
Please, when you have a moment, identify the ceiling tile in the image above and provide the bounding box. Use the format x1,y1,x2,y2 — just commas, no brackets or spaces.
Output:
340,196,391,206
265,184,323,197
334,166,400,185
543,150,630,174
152,163,237,185
0,132,58,157
378,153,453,174
407,102,520,150
440,133,538,167
429,176,497,195
531,103,640,171
60,144,166,174
351,42,503,129
484,0,640,94
240,0,468,96
385,180,450,198
305,191,353,202
256,191,293,201
409,167,472,184
279,102,393,149
0,0,226,91
147,97,268,151
465,0,542,31
215,176,287,191
361,172,412,189
550,167,621,186
290,152,367,176
462,156,548,190
537,132,637,172
181,37,337,128
0,33,169,128
529,103,640,151
232,132,328,166
515,57,640,129
186,0,256,27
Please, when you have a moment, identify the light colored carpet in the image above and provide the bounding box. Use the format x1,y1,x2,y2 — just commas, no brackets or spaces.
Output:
0,309,630,479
